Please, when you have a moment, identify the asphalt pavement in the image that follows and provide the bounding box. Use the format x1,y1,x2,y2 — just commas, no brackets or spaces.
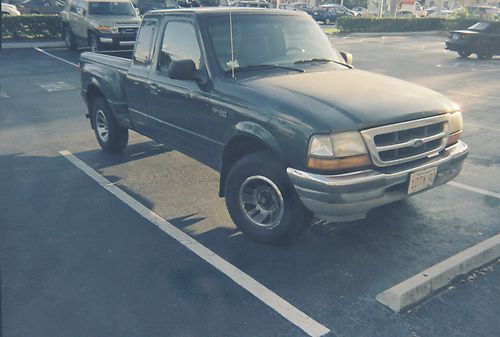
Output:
1,33,499,337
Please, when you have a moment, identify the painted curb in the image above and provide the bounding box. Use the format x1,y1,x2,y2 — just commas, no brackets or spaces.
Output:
376,233,500,313
1,40,65,49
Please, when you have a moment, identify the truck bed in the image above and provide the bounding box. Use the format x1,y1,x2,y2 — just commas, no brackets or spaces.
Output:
80,51,132,73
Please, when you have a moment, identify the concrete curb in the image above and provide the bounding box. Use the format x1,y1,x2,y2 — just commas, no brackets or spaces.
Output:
331,30,448,38
376,233,500,313
1,40,65,49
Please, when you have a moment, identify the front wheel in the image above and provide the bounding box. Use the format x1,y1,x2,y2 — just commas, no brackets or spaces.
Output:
89,32,102,52
457,50,471,58
92,97,128,153
225,152,312,244
63,25,77,50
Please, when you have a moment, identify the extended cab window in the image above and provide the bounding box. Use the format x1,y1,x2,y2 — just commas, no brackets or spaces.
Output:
159,21,201,71
134,19,157,65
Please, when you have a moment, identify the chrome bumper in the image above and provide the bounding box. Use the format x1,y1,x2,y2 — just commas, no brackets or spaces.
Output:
287,141,469,222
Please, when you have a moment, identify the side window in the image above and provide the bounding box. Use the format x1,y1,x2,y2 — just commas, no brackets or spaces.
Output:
70,0,78,13
133,19,157,65
159,21,201,72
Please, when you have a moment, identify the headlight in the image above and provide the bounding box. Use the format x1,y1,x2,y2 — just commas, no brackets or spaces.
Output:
97,26,119,34
447,111,463,145
307,132,371,170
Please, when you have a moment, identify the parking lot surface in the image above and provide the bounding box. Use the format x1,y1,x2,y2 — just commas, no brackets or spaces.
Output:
1,33,499,337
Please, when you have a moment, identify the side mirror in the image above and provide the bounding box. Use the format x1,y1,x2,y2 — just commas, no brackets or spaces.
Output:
340,51,353,65
168,59,200,81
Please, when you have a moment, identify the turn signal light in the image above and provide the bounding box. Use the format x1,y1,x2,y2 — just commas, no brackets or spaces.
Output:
307,154,371,170
447,130,462,146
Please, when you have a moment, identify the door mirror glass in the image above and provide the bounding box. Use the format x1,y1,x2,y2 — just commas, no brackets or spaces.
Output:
340,51,353,65
168,59,199,81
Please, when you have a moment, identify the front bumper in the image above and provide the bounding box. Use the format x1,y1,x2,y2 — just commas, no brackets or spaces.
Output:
287,141,469,222
98,33,137,48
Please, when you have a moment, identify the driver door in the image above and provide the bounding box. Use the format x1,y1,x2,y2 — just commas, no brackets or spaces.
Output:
146,19,214,165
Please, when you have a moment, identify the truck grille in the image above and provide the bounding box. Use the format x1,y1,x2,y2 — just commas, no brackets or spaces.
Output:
118,27,138,35
360,114,450,167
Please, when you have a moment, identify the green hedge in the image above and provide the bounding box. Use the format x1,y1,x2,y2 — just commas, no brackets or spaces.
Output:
336,17,482,33
1,15,62,40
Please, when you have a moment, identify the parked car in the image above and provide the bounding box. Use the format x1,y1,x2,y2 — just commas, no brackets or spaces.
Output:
1,2,21,14
61,0,142,51
446,21,500,60
397,0,426,17
10,0,65,14
231,0,268,8
351,6,368,16
312,4,353,24
279,4,297,11
80,8,468,244
291,2,313,14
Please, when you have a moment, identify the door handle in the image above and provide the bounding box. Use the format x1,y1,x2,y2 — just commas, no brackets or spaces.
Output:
149,83,161,95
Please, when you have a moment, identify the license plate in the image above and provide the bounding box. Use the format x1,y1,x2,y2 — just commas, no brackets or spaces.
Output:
408,167,437,194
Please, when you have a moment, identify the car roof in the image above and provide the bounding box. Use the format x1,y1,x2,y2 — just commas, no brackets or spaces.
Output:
145,7,306,17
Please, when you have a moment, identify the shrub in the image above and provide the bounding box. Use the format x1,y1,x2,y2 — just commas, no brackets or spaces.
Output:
336,17,485,33
1,15,62,40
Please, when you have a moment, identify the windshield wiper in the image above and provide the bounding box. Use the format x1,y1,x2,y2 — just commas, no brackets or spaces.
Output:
225,64,304,75
294,58,349,67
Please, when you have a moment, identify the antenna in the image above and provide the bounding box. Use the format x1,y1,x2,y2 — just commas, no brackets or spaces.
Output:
229,7,235,79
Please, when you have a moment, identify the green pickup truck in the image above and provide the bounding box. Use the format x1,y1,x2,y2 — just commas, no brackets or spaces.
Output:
80,8,468,244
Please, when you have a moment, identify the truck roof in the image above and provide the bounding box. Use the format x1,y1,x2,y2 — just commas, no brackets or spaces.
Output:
83,0,133,3
144,8,305,17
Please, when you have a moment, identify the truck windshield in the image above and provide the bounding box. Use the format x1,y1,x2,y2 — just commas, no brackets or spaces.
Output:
88,1,136,16
205,14,343,72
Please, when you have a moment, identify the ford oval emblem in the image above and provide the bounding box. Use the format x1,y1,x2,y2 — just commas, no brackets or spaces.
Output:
411,139,424,148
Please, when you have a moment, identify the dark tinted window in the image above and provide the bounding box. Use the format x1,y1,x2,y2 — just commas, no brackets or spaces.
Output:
159,21,201,71
88,1,136,15
133,19,157,65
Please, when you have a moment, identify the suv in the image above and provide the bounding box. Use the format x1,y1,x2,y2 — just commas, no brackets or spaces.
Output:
312,4,353,24
61,0,141,51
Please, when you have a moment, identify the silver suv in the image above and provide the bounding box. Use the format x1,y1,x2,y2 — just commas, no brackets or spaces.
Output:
61,0,141,51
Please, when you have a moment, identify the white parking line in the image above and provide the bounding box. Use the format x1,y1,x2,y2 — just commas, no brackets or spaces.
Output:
59,150,330,337
448,181,500,200
34,47,79,68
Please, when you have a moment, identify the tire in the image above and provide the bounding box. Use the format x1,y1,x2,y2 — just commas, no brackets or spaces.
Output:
63,25,77,50
224,151,312,244
457,50,471,58
89,32,102,52
91,97,128,153
476,52,493,60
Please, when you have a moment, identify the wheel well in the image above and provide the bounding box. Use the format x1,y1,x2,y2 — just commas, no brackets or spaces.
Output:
219,135,275,197
86,85,105,129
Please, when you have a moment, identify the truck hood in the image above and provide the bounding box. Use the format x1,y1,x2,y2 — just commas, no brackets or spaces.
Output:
239,68,459,131
88,15,141,27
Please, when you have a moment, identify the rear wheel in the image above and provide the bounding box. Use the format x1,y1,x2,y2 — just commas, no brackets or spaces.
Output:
477,52,493,60
63,25,77,50
457,50,471,58
225,151,312,244
92,97,128,153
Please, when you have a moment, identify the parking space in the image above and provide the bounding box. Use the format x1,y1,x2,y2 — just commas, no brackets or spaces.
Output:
1,33,499,337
